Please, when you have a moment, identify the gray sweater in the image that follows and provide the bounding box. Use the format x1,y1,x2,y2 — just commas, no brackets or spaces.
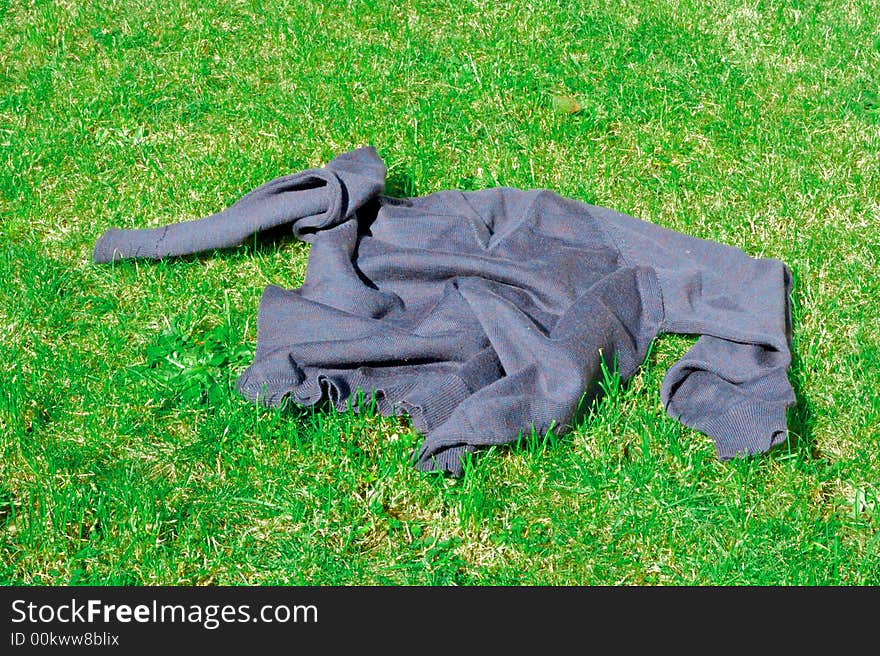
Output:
93,146,796,476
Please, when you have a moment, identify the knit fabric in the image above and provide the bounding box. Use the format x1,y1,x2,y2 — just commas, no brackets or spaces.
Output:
93,146,796,476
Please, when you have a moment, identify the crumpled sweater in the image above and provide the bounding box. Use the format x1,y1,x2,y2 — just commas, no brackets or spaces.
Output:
93,146,796,476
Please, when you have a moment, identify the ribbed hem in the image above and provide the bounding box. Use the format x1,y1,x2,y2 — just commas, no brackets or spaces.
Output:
396,374,472,433
237,358,305,408
237,360,476,476
695,399,789,460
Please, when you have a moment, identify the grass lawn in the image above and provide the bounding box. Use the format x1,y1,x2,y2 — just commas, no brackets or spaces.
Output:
1,0,879,585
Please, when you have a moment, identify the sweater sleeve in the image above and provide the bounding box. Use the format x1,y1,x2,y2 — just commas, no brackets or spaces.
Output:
92,146,386,263
593,206,796,460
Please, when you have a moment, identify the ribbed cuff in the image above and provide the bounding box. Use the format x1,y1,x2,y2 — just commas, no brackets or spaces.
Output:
695,399,790,460
92,227,165,263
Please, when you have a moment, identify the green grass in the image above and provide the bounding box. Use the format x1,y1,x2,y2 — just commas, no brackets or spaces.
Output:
1,0,879,585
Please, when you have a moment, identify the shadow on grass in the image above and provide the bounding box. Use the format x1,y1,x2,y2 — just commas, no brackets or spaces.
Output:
786,347,820,461
383,170,419,199
784,267,820,462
